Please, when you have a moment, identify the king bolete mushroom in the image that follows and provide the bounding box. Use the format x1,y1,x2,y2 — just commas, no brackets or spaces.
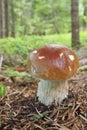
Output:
29,44,79,106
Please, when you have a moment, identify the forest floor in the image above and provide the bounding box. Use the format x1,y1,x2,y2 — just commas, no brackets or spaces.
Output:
0,49,87,130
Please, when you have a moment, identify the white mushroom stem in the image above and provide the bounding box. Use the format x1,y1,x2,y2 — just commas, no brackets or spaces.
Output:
37,79,68,106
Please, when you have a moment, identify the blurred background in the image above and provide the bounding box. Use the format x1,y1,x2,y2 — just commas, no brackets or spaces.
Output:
0,0,87,36
0,0,87,66
0,1,87,129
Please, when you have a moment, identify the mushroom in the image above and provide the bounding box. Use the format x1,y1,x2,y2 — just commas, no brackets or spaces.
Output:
29,44,79,106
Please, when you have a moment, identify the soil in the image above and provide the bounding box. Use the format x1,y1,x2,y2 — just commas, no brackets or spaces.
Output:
0,50,87,130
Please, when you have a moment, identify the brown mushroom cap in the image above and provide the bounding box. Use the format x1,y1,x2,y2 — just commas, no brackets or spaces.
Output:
30,44,79,80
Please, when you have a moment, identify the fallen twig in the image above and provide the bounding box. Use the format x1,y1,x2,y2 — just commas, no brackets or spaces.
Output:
79,114,87,122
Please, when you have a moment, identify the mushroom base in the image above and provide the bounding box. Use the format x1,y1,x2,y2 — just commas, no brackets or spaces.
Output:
37,79,68,106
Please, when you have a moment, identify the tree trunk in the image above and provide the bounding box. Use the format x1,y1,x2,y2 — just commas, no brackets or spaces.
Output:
10,0,15,37
83,1,87,30
71,0,80,49
0,0,2,38
5,0,9,37
0,0,9,38
1,0,6,38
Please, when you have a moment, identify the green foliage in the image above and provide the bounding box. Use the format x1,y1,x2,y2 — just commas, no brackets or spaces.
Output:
4,69,24,78
10,0,72,35
0,83,7,97
4,69,32,80
80,31,87,43
79,65,87,71
0,31,87,59
29,111,52,121
0,37,31,57
11,0,86,36
0,0,86,36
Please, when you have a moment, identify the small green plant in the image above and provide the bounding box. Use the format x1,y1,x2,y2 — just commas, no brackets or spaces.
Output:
4,69,33,80
79,65,87,71
0,83,7,97
4,69,24,78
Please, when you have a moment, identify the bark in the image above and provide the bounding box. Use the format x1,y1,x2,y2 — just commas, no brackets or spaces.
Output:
0,0,9,38
1,0,6,38
0,0,2,37
5,0,9,37
83,1,87,30
71,0,80,49
10,0,15,37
